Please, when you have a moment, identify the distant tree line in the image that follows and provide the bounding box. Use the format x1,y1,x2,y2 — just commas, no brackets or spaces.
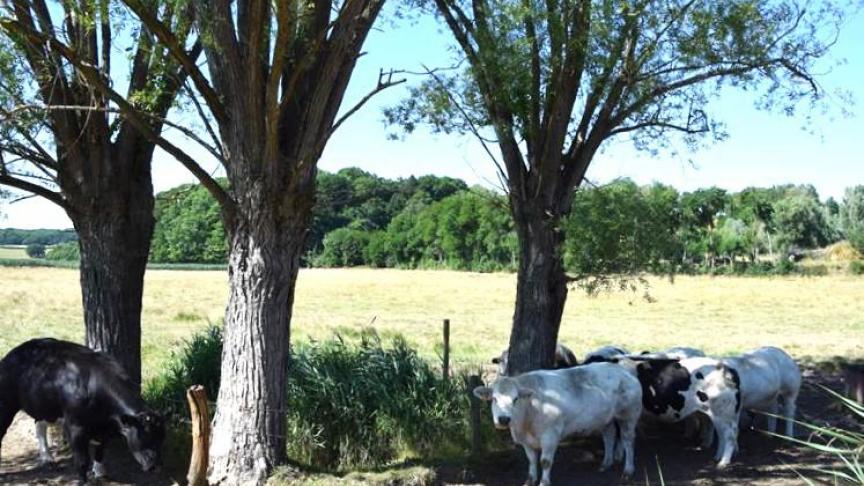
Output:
0,228,77,246
143,168,864,273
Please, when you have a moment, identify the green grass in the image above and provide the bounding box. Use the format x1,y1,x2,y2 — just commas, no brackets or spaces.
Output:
0,245,28,259
0,267,862,382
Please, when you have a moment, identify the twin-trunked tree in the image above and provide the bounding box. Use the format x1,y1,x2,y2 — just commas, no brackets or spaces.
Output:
390,0,841,374
8,0,396,483
0,1,200,387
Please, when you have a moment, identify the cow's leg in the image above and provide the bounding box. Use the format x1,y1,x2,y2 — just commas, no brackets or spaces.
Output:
521,444,538,486
618,418,637,478
538,433,559,486
764,400,779,433
0,404,19,468
781,391,798,437
599,423,616,471
699,414,715,449
66,422,91,485
36,421,56,466
714,418,738,468
91,441,107,479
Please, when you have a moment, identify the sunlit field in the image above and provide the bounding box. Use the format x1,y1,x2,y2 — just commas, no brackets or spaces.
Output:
1,266,862,381
0,245,27,259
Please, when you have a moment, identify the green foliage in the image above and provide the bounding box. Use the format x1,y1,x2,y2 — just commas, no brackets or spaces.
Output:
0,228,77,246
773,187,835,250
45,241,80,261
25,243,45,258
841,186,864,254
143,325,223,419
316,228,372,267
286,333,470,471
563,180,681,276
849,261,864,276
151,183,227,264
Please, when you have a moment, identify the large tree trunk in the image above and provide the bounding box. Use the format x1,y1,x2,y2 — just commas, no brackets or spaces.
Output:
506,201,568,375
208,187,313,486
69,155,154,389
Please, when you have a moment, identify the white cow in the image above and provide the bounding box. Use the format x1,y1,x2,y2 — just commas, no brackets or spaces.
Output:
723,346,801,436
582,345,630,365
492,343,578,376
474,363,642,485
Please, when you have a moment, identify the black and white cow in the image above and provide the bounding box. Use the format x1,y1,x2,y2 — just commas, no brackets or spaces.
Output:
0,338,165,484
635,357,742,466
493,343,579,376
474,362,643,485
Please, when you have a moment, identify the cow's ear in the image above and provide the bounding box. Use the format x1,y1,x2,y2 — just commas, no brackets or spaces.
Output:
473,386,493,401
491,357,501,364
517,388,533,400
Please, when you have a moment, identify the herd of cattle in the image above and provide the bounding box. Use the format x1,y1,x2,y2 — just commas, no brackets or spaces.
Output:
0,337,802,486
474,344,801,486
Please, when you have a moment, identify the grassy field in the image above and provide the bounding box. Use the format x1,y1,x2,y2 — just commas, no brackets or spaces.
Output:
0,245,28,259
1,266,862,381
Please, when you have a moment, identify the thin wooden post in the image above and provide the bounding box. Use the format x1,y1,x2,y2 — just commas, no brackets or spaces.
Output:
468,374,484,458
186,385,211,486
442,319,451,382
844,363,864,405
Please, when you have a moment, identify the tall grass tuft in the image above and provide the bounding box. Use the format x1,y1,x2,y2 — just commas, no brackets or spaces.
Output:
143,325,222,418
286,331,470,471
768,386,863,484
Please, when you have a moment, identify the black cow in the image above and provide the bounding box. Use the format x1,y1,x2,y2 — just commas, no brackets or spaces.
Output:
0,338,164,484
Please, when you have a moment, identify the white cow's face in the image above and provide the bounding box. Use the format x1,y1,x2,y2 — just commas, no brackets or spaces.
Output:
473,378,532,429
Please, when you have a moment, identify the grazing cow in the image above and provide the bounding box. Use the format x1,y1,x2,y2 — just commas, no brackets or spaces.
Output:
492,343,578,376
0,338,165,484
722,346,800,436
635,357,741,466
474,363,642,485
582,345,630,365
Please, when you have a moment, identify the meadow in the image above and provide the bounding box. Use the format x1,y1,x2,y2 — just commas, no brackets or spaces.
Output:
0,265,862,381
0,245,27,259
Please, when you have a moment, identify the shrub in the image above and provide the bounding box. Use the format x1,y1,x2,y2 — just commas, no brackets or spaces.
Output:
46,241,80,261
25,243,46,258
143,325,222,418
286,333,470,471
851,260,864,276
798,264,828,277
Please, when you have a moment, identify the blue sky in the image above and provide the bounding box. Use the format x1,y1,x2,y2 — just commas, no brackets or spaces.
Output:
2,5,863,229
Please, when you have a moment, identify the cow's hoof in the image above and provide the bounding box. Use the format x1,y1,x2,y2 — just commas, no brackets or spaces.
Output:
622,468,635,479
91,462,107,480
717,462,730,469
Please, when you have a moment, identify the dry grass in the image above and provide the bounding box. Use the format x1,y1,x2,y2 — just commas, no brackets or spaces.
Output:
0,245,28,259
1,266,862,381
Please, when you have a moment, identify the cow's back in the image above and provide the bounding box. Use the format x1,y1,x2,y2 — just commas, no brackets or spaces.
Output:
516,364,641,437
1,339,134,424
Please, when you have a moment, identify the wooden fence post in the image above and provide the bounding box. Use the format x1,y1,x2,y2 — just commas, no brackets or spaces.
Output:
468,374,484,457
844,363,864,405
442,319,450,382
186,385,211,486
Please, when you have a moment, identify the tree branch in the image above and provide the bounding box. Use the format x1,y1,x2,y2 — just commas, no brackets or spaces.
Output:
122,0,227,124
326,69,406,141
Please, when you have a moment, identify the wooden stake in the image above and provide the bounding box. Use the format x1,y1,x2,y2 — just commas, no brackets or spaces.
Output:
443,319,451,382
186,385,211,486
468,375,484,457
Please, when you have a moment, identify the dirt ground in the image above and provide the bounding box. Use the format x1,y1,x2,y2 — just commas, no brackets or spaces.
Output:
0,367,858,485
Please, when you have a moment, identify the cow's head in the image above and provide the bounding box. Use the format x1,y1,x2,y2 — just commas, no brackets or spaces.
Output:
473,378,532,430
491,350,509,376
635,358,690,416
119,411,165,472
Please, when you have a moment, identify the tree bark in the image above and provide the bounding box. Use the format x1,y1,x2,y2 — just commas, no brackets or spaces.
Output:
506,200,568,375
69,153,154,389
208,186,313,486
